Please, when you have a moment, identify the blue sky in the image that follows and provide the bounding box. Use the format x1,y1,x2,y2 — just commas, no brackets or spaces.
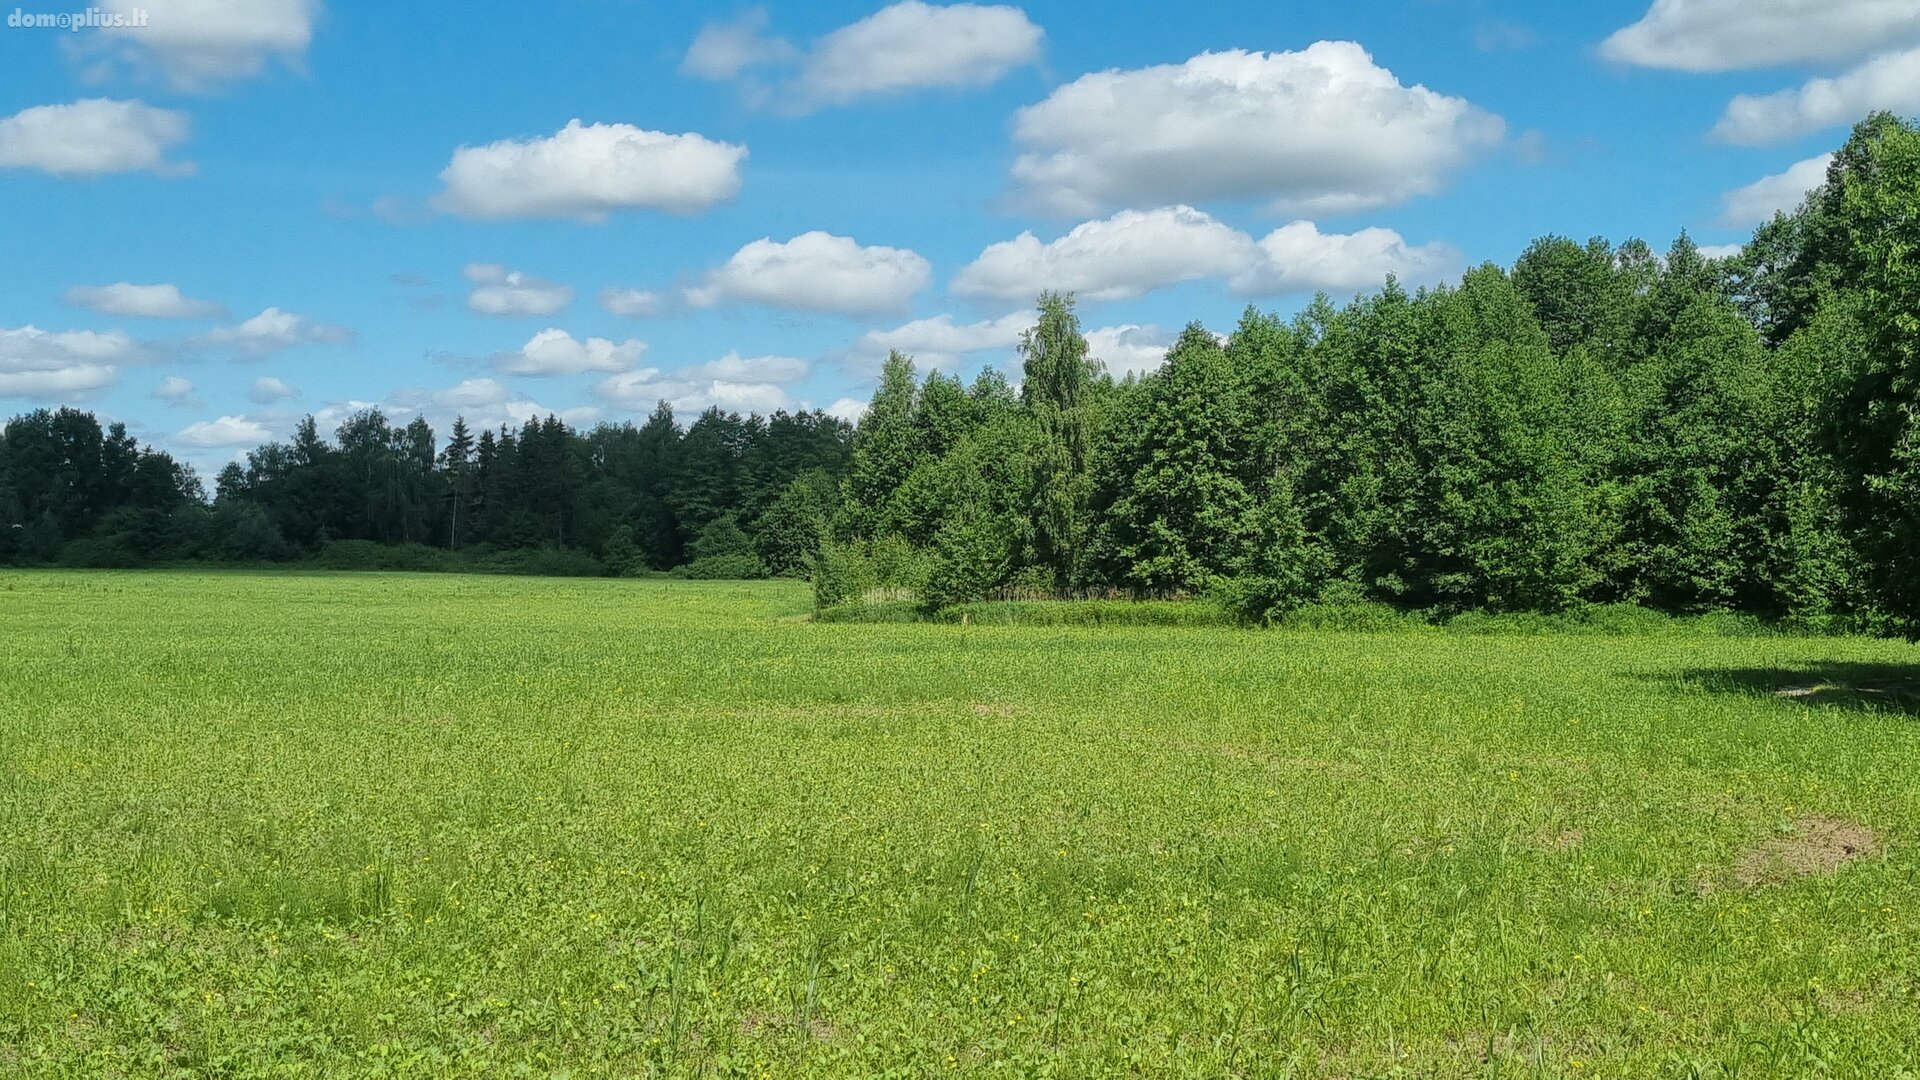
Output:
2,0,1914,474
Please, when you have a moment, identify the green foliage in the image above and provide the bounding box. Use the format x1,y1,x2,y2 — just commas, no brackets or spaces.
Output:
754,470,839,578
9,115,1920,630
809,538,870,611
920,511,1010,611
600,524,645,577
311,540,455,572
470,547,606,578
679,553,768,580
691,513,755,561
1020,292,1102,587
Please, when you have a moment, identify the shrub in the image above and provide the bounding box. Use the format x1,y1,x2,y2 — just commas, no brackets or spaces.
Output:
311,541,454,572
474,547,606,578
810,540,870,611
57,535,143,569
920,514,1009,612
680,553,767,580
601,526,645,577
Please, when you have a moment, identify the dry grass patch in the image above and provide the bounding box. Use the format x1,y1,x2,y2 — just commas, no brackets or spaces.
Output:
1732,816,1882,888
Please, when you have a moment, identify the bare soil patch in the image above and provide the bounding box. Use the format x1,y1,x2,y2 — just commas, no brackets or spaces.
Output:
1732,816,1881,888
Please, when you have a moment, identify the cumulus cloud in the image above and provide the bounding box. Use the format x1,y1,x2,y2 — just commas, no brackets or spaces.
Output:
794,1,1042,109
202,308,354,358
1230,221,1463,296
686,2,1042,111
597,287,670,319
384,377,600,434
494,328,646,377
176,414,272,448
0,99,192,177
64,281,224,319
953,206,1257,302
82,0,319,90
152,375,197,404
434,120,746,221
1008,43,1503,217
463,263,574,317
1600,0,1920,72
852,311,1031,372
247,376,296,404
824,397,867,424
686,231,931,315
681,8,797,80
1711,48,1920,145
0,325,143,399
953,206,1458,303
593,352,810,415
1085,324,1174,378
1720,153,1834,226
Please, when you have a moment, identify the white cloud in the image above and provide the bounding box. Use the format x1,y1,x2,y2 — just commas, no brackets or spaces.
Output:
434,120,746,221
1600,0,1920,73
1085,324,1174,378
682,8,797,80
85,0,318,90
687,2,1042,111
247,376,296,404
152,375,197,404
494,328,646,377
598,287,670,319
682,352,811,383
686,231,931,315
1697,243,1745,260
0,99,192,177
592,351,811,415
1008,43,1503,216
1711,48,1920,145
825,397,867,424
953,206,1257,302
1230,221,1463,296
463,263,574,317
853,311,1031,372
0,325,142,399
1720,153,1833,225
203,307,353,358
384,377,601,434
794,1,1042,109
953,206,1457,303
64,281,224,318
176,414,272,448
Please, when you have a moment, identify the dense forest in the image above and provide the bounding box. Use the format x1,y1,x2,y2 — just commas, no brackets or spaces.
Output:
4,114,1918,631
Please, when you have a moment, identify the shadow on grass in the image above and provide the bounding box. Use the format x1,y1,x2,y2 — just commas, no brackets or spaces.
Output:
1678,663,1920,716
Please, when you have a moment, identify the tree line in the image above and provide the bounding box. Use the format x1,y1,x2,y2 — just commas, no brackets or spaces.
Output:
0,403,853,579
3,114,1916,631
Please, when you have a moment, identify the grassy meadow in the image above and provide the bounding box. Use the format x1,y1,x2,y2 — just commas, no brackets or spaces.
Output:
3,570,1919,1077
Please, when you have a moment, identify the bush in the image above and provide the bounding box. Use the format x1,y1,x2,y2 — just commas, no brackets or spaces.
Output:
680,553,767,580
691,514,756,561
601,526,645,577
57,535,143,569
1272,600,1431,634
213,502,293,563
810,540,871,611
920,514,1009,612
312,541,453,572
473,547,606,578
866,534,932,594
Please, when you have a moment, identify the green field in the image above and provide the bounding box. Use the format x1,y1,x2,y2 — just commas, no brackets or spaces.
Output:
3,571,1919,1077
